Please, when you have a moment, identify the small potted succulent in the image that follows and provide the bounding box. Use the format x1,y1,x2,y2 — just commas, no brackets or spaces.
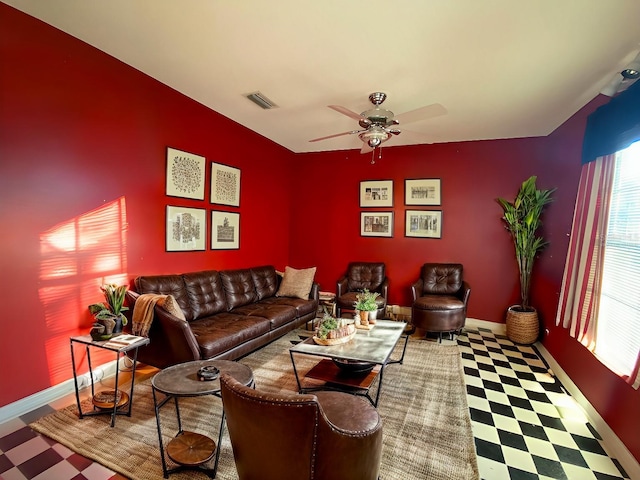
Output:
354,289,380,325
88,284,129,338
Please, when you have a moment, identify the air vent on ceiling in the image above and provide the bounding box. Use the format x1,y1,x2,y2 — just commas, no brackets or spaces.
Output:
245,91,278,110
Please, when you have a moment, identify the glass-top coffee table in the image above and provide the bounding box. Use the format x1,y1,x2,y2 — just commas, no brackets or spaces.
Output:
289,319,408,406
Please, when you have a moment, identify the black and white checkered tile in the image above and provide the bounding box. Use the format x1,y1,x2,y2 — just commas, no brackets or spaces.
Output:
458,327,630,480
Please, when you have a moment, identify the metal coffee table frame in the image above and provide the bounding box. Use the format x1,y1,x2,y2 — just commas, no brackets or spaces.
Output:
151,359,254,479
289,320,408,406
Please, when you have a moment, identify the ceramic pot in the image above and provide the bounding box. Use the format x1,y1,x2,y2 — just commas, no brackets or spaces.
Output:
368,309,377,324
90,323,106,341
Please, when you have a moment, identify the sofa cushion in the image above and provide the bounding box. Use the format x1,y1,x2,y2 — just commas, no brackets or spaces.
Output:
233,302,297,329
158,295,186,321
276,266,316,300
135,274,194,321
413,295,464,311
422,264,462,295
251,266,278,300
190,313,271,358
183,270,228,320
346,262,385,292
220,269,257,310
262,296,318,318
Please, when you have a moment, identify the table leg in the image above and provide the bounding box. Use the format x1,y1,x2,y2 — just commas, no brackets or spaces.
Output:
125,347,140,417
152,387,172,479
289,351,302,393
212,409,226,478
110,351,120,427
70,341,83,419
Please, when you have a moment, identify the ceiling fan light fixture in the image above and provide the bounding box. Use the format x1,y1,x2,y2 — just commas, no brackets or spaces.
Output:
621,54,640,79
621,66,640,79
368,137,382,148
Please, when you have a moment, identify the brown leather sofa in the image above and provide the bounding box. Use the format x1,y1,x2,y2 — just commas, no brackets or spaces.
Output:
220,373,383,480
335,262,389,318
126,265,318,368
410,263,470,341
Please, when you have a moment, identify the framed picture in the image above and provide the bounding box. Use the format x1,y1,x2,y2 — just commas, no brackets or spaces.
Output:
211,162,241,207
360,180,393,208
360,212,394,237
211,211,240,249
166,206,206,251
405,210,442,238
166,147,206,200
405,178,441,206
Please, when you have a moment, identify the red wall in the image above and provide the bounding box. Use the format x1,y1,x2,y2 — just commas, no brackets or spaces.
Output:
0,4,294,406
1,3,637,463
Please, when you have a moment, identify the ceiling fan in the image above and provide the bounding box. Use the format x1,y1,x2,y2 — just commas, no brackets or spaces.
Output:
309,92,447,154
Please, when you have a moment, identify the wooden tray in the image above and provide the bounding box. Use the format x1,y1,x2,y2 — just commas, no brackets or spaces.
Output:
313,328,356,346
355,322,375,330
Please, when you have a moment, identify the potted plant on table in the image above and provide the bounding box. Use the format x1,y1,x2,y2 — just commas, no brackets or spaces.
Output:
354,288,380,326
496,175,555,344
88,284,129,339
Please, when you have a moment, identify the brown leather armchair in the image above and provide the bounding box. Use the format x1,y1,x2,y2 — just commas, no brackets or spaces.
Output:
411,263,471,341
220,373,383,480
335,262,388,318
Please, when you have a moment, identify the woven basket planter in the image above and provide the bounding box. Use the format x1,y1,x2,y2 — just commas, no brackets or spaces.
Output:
506,306,539,344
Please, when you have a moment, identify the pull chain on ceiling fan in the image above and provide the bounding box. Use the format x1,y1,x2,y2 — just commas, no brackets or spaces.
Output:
309,92,447,154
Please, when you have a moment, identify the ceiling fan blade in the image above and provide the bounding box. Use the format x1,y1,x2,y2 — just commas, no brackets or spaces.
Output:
393,103,447,125
328,105,371,125
308,130,362,143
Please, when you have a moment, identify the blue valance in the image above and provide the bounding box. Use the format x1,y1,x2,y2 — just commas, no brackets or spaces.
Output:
582,79,640,164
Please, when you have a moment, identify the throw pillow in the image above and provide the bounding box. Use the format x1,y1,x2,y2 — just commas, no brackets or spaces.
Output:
276,266,316,300
158,294,186,321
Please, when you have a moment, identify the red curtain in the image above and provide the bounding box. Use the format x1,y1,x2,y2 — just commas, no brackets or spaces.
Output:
555,155,615,349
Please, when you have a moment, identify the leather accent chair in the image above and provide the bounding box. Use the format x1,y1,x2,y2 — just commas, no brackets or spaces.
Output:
220,373,383,480
411,263,471,341
335,262,388,318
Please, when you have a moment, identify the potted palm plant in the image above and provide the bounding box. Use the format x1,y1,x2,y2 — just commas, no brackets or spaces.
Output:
88,284,129,338
496,176,555,344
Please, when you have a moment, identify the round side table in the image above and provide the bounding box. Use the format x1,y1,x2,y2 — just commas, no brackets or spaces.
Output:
152,359,254,479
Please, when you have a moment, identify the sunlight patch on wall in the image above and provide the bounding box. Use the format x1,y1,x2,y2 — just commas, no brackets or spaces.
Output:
39,197,129,385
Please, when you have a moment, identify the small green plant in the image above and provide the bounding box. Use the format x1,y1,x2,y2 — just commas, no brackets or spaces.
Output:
354,288,380,312
317,313,339,340
88,284,129,325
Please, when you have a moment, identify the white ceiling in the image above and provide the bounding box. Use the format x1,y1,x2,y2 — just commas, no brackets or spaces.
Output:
4,0,640,154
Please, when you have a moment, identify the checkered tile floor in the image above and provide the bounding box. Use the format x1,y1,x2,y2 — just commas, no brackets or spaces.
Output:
458,327,630,480
0,326,633,479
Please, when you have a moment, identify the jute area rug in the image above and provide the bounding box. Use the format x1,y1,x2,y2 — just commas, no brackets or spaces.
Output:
30,330,479,480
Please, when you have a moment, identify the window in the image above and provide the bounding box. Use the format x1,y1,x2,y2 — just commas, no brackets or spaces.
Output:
595,141,640,376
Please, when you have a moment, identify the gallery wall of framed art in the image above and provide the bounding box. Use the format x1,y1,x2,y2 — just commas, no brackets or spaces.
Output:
165,147,242,251
357,177,444,240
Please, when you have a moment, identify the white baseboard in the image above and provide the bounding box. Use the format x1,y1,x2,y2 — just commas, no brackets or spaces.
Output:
465,317,507,336
0,360,119,425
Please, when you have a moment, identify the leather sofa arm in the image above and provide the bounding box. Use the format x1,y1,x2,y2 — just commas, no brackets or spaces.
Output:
459,281,471,307
336,276,348,297
379,277,389,299
126,290,201,365
410,278,424,302
309,282,320,301
154,307,201,363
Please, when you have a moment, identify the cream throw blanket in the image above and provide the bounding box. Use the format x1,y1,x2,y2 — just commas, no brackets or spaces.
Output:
132,293,166,337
